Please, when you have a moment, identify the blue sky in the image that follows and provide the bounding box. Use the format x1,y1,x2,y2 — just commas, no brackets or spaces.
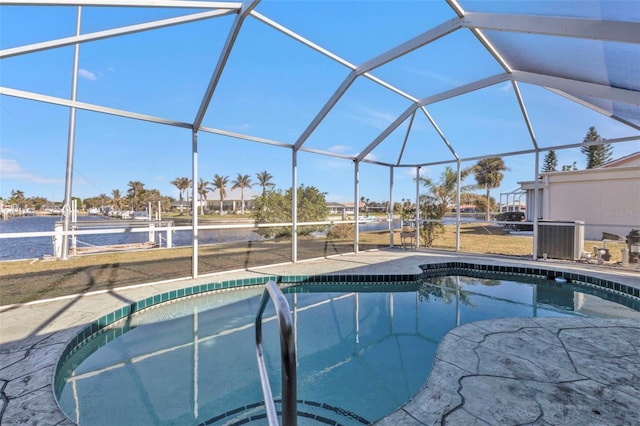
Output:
1,1,638,206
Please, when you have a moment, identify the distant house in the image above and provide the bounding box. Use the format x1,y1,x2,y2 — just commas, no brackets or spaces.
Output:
498,188,526,213
204,188,260,213
327,202,365,217
453,204,482,213
499,202,526,213
519,152,640,240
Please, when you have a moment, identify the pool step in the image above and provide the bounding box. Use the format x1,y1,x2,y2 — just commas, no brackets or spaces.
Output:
200,400,370,425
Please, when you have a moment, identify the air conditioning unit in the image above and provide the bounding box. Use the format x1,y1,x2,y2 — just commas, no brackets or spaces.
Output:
537,221,585,261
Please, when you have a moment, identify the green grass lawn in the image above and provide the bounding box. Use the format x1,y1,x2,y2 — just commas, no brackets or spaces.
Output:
0,223,627,306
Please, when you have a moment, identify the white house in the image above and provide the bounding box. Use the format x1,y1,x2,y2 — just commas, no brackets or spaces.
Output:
519,152,640,240
327,202,365,217
204,188,260,214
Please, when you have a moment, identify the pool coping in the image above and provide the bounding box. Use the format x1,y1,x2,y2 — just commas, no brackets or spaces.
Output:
1,251,639,425
56,262,640,378
374,316,640,425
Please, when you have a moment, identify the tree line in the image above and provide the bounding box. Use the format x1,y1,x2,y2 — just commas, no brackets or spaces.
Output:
3,127,613,216
1,158,507,219
1,170,275,213
82,170,277,214
542,126,613,173
169,170,275,216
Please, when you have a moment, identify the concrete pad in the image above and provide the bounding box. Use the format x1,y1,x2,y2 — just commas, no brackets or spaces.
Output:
1,250,639,425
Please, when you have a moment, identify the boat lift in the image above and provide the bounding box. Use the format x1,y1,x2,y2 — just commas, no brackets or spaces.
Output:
53,201,173,259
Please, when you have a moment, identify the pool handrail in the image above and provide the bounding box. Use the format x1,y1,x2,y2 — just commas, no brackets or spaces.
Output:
255,280,297,426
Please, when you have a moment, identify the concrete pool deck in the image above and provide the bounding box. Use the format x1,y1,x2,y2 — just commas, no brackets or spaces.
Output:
1,249,639,425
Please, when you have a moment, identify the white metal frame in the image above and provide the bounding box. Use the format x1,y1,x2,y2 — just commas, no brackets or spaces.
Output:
1,0,639,275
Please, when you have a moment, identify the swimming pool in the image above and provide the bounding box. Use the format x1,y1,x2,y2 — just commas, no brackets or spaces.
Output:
55,268,640,425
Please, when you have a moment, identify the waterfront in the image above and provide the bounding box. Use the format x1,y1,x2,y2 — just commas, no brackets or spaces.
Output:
0,216,391,262
0,215,486,262
0,215,264,261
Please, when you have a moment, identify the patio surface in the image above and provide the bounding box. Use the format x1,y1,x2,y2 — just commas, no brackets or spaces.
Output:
1,249,639,425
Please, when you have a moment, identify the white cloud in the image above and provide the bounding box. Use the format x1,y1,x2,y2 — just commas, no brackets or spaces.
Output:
0,158,22,175
328,144,351,153
315,157,351,170
78,68,97,80
345,103,398,131
362,152,377,161
499,82,512,92
0,158,63,184
401,166,424,179
328,144,378,161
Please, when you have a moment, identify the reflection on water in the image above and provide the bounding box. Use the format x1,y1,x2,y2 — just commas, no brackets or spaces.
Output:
56,277,639,425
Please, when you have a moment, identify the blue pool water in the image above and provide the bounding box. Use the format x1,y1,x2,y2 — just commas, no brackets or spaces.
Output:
55,275,639,425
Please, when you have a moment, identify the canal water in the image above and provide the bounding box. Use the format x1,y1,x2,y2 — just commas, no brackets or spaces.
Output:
0,216,262,261
0,215,483,261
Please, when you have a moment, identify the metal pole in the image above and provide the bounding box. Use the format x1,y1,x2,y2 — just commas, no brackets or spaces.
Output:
389,166,394,247
192,130,199,278
456,160,461,252
292,149,298,263
71,199,77,256
532,150,540,260
255,281,298,425
193,306,199,419
415,166,421,248
61,6,82,260
354,160,359,253
456,276,461,327
293,293,298,367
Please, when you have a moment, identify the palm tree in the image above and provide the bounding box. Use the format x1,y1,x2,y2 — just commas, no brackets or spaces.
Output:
359,196,367,213
197,178,211,215
420,166,473,217
171,177,191,214
111,189,123,211
160,196,173,212
256,170,275,196
471,157,509,221
127,181,145,211
98,193,109,209
142,189,162,213
10,189,25,208
212,174,229,215
231,173,253,215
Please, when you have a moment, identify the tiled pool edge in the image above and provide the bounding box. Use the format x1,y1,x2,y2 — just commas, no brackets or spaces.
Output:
53,260,640,423
59,261,640,368
421,261,640,299
55,272,425,373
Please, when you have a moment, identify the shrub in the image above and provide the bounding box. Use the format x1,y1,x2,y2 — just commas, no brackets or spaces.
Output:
327,223,354,239
251,185,329,238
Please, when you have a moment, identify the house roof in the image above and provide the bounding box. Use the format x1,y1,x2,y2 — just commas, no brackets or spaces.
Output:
205,187,260,202
598,152,640,168
327,202,365,208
